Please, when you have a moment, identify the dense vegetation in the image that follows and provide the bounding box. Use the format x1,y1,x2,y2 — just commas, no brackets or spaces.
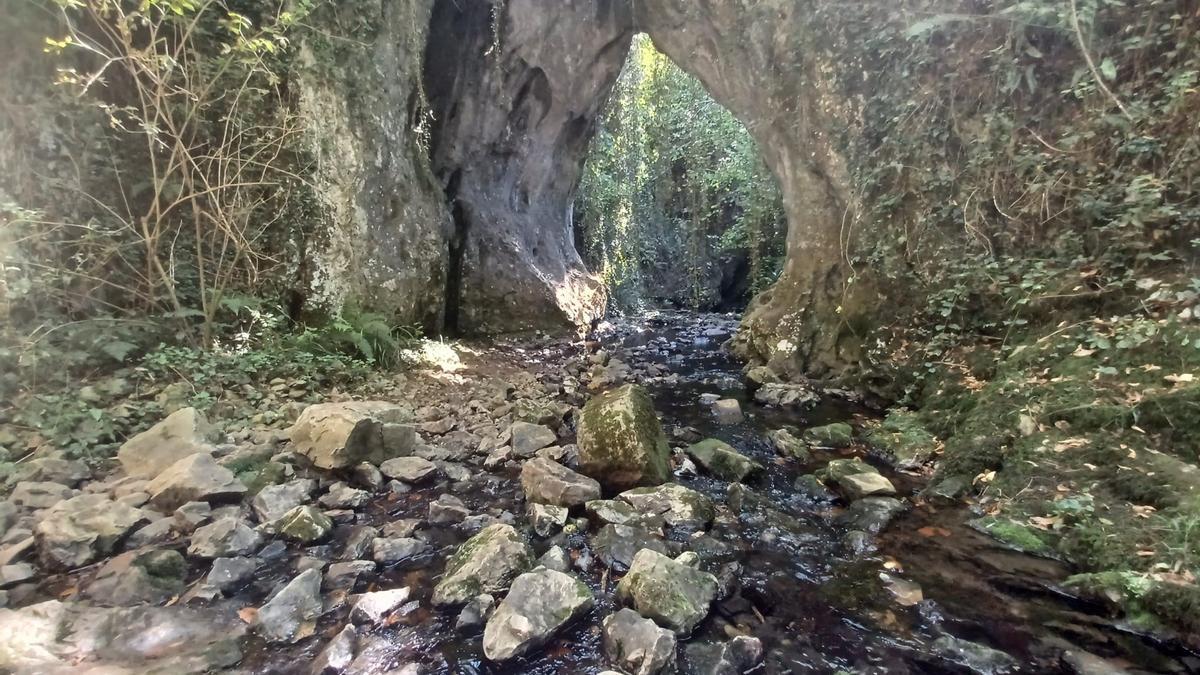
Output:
575,35,785,312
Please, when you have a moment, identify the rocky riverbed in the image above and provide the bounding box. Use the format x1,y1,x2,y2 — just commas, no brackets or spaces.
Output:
0,312,1195,674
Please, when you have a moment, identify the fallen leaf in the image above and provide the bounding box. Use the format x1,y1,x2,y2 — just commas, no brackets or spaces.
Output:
1028,515,1063,530
917,526,952,538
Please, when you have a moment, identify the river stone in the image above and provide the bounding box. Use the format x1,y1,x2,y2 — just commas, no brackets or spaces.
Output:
372,537,431,567
35,494,148,570
842,497,906,535
804,422,853,448
585,499,640,526
255,568,323,643
685,439,761,482
817,457,878,483
289,401,412,469
0,563,35,589
932,635,1017,674
710,399,743,425
767,428,809,460
379,456,438,483
836,471,897,500
146,453,246,510
521,457,601,507
456,593,495,633
9,457,89,487
538,546,570,573
428,494,471,524
753,383,819,408
313,624,357,675
208,556,257,594
11,480,79,510
529,503,569,537
188,517,263,558
510,422,557,457
602,607,677,675
251,479,317,524
593,524,671,572
271,505,332,543
683,635,764,675
577,384,672,491
616,548,718,635
85,548,186,605
617,483,715,532
117,407,220,479
319,481,370,509
482,567,594,662
350,587,411,625
432,524,533,607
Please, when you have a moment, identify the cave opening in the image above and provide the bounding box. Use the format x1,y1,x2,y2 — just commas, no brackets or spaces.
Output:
573,34,787,317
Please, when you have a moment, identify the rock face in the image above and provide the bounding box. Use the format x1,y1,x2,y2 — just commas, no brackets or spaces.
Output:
685,439,761,482
432,524,533,607
603,608,678,675
146,453,247,510
289,402,412,469
35,494,148,570
482,567,594,662
117,407,220,479
424,0,632,333
616,548,718,636
521,457,602,507
577,384,672,491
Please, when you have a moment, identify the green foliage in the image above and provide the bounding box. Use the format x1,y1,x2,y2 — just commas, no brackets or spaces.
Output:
290,305,422,368
576,35,785,310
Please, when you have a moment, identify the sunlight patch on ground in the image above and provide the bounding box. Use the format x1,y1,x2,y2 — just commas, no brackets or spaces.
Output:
401,339,477,378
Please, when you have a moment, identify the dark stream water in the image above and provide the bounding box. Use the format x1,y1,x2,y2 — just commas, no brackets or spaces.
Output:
243,311,1198,674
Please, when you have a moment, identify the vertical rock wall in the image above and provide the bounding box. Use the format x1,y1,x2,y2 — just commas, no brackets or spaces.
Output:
424,0,634,335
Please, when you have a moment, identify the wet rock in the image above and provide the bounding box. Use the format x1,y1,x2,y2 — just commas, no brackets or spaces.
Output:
382,519,421,539
683,635,764,675
586,499,640,526
10,481,78,509
146,453,247,510
271,505,333,543
188,517,263,558
537,546,570,573
482,567,594,661
618,483,715,532
208,556,257,594
766,428,809,460
10,457,89,487
313,623,357,675
0,562,35,589
340,525,379,561
174,501,212,531
593,524,671,572
803,422,853,448
325,560,377,593
372,537,431,567
85,548,186,605
753,383,818,408
529,503,569,537
432,524,533,607
577,384,672,491
118,407,220,479
927,475,971,502
35,493,148,569
793,474,836,502
352,462,385,491
455,593,495,633
836,471,896,500
126,517,179,549
380,456,439,483
616,548,718,635
881,572,923,606
255,568,324,643
251,479,318,524
428,494,471,524
932,635,1017,674
686,439,761,482
841,497,906,535
319,482,371,509
816,457,878,483
602,607,677,675
521,457,602,507
351,587,411,625
510,422,557,457
866,410,936,470
711,399,743,425
289,402,412,469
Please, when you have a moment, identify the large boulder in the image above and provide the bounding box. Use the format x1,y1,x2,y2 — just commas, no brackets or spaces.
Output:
615,549,718,636
35,494,148,570
602,607,677,675
432,524,533,607
145,453,246,510
289,402,414,469
254,568,323,643
521,457,602,507
577,384,672,491
482,567,594,661
117,407,220,479
685,439,761,482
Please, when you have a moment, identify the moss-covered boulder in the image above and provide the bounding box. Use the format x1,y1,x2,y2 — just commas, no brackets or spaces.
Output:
577,384,672,491
270,505,332,544
432,524,534,607
767,428,810,460
866,410,937,469
685,439,762,482
803,422,853,448
815,458,877,484
615,548,718,635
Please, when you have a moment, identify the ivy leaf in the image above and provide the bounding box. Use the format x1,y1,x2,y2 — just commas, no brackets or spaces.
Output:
1099,58,1118,81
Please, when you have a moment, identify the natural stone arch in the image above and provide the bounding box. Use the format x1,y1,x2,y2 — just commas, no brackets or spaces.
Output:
426,0,866,377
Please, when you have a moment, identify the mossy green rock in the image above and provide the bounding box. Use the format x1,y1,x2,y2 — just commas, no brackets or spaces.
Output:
272,505,332,543
767,428,810,460
577,384,672,491
685,439,762,482
803,422,853,448
866,410,936,469
432,524,534,607
615,548,718,636
816,458,877,484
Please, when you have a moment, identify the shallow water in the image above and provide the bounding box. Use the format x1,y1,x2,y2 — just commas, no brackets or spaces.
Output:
242,311,1199,674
